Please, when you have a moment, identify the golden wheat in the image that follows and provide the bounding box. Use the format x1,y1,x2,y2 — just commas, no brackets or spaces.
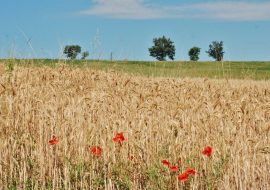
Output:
0,64,269,189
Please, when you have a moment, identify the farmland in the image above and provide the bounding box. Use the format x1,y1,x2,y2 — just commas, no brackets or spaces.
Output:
7,59,270,80
0,62,269,189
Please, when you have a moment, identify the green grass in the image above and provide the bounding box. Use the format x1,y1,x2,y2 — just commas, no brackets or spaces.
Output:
2,59,270,80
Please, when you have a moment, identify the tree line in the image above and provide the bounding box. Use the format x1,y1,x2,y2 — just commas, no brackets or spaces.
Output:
149,36,224,61
63,36,224,61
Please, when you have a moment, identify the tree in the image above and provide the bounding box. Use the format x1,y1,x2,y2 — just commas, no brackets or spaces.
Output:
81,51,89,60
206,41,224,61
149,36,175,61
63,45,81,59
188,47,201,61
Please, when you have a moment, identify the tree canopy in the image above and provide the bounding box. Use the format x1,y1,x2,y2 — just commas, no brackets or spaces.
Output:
81,51,89,60
149,36,175,61
63,45,81,59
188,47,201,61
206,41,224,61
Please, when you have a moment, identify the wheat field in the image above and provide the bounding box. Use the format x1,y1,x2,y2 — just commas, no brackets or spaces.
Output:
0,64,269,190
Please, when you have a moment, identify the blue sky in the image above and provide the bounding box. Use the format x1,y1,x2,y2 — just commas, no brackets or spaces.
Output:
0,0,270,61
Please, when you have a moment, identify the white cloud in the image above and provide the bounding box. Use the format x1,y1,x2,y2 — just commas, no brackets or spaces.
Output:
187,2,270,21
80,0,166,19
80,0,270,21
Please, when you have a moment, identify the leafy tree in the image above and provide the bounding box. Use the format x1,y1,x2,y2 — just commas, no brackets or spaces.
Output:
206,41,224,61
149,36,175,61
81,51,89,60
63,45,81,59
188,47,201,61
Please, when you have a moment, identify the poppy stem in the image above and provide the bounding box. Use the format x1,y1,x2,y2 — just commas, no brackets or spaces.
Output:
176,175,179,190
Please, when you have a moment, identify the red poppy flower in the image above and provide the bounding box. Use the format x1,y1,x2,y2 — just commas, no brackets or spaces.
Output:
161,160,170,167
169,165,178,172
113,132,125,145
202,146,212,157
90,146,102,157
178,172,188,182
186,168,196,176
49,135,58,145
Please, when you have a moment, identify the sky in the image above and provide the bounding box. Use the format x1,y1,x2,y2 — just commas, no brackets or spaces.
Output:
0,0,270,61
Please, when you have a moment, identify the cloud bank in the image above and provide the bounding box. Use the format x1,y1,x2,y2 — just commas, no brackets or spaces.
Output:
80,0,270,21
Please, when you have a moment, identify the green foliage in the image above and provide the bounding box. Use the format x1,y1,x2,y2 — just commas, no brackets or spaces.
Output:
188,47,201,61
149,36,175,61
206,152,230,189
63,45,81,59
206,41,225,61
81,51,89,60
8,180,18,190
111,164,131,190
92,177,105,189
145,166,166,190
24,179,33,190
5,59,15,72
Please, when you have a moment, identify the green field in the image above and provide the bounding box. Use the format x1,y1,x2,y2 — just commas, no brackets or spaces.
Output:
3,59,270,80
